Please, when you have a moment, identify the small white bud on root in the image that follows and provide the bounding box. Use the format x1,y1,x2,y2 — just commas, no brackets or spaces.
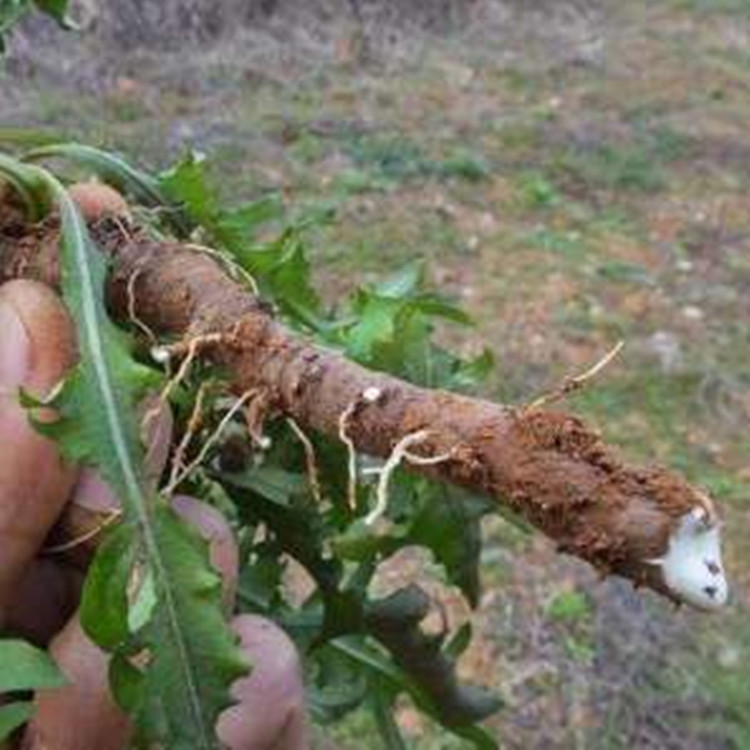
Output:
651,507,728,611
150,346,171,364
363,387,382,403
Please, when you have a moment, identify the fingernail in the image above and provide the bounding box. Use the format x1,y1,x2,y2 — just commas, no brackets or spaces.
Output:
0,297,31,392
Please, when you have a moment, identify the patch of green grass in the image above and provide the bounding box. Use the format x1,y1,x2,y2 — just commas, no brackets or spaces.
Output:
645,125,690,162
493,122,544,159
546,590,595,664
572,370,695,451
339,134,489,185
517,172,562,209
438,149,491,182
546,590,592,624
332,168,393,195
551,126,689,196
673,0,750,13
595,260,655,286
526,227,588,259
675,620,750,748
101,93,152,124
570,368,747,503
563,636,596,663
312,207,462,278
560,142,666,193
343,135,433,180
288,133,329,164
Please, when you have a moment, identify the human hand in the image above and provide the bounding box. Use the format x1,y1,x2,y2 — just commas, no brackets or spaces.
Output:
0,216,308,749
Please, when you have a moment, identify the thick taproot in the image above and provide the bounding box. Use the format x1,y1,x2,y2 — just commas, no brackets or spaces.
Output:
0,218,721,605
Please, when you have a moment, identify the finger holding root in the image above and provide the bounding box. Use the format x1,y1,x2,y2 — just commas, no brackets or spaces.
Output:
19,614,133,750
217,615,309,750
171,494,239,609
21,498,233,750
0,280,78,626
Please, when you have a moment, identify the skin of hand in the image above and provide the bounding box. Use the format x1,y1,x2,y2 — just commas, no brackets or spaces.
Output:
0,271,309,749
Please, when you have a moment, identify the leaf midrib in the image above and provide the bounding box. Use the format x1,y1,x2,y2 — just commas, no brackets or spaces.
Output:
55,184,214,749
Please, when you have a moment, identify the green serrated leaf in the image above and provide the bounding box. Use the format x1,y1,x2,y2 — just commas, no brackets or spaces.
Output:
31,0,75,28
450,348,495,391
345,292,403,361
158,151,217,227
444,622,473,660
30,170,247,749
237,546,284,611
409,484,493,608
160,152,283,244
216,196,283,239
80,523,136,650
223,466,307,507
374,260,424,298
412,293,473,325
0,639,66,692
160,153,324,327
128,503,249,749
0,701,33,742
234,228,324,329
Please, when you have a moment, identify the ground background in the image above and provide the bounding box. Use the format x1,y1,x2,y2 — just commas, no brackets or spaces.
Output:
2,1,749,747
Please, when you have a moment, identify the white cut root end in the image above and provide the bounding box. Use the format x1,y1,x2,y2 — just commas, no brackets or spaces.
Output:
650,506,729,611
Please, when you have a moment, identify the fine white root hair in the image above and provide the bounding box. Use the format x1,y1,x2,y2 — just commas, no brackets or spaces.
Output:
649,505,728,610
163,388,259,495
185,242,260,295
338,401,359,510
145,331,233,434
43,509,123,554
143,338,200,438
526,340,625,412
243,390,272,450
126,264,159,347
364,430,456,526
167,382,208,491
287,417,323,504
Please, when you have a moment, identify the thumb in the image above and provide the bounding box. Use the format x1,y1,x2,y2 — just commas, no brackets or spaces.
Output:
0,280,78,624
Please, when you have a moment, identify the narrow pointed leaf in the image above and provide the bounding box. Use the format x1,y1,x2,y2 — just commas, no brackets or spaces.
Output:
33,169,246,749
31,0,75,28
24,144,189,234
0,152,51,221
